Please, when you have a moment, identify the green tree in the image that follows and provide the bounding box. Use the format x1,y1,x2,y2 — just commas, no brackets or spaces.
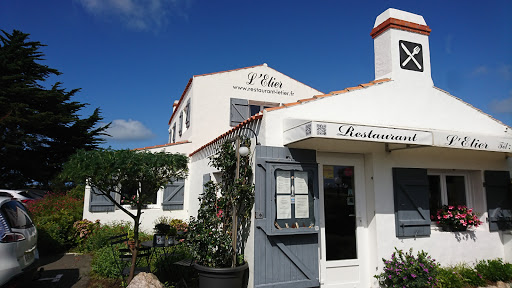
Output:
60,148,188,284
0,29,109,189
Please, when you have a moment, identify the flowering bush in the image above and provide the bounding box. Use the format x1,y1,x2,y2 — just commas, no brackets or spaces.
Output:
374,248,440,288
25,191,84,254
187,138,254,268
434,205,482,231
73,219,100,243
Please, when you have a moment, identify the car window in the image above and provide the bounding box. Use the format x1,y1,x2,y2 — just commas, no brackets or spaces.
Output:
0,201,34,229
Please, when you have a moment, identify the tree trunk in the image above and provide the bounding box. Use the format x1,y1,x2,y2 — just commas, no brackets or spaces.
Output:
127,213,141,284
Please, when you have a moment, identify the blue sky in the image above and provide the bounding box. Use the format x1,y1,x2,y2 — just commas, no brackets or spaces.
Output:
1,1,511,150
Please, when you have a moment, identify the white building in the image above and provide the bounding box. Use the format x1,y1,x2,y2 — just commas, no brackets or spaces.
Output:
84,8,512,288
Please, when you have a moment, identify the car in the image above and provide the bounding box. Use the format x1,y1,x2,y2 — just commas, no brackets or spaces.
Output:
0,192,38,286
0,189,45,204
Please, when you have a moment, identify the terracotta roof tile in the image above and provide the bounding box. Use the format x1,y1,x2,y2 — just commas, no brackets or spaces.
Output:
133,140,191,151
297,97,316,103
264,106,285,112
282,102,301,108
314,94,333,98
371,78,391,84
360,83,375,88
346,86,363,91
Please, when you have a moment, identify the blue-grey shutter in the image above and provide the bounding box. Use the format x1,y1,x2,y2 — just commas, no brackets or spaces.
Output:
178,111,183,136
185,99,191,128
172,123,176,143
162,179,185,211
484,170,512,231
393,168,431,237
230,98,249,127
89,187,115,212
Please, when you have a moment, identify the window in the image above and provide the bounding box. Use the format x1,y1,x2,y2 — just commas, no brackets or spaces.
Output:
249,101,279,116
121,182,157,206
1,201,34,229
172,123,176,143
178,111,183,136
185,99,190,128
428,171,469,219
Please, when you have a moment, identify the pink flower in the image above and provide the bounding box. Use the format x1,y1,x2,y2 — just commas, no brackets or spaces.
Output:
448,206,454,210
216,209,223,218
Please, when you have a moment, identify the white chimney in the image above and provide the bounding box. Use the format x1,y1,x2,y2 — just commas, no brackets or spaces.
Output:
172,100,179,113
371,9,433,86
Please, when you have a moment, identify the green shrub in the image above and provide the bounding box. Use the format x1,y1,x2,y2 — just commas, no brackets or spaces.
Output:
374,248,440,288
475,259,512,282
73,220,132,253
437,264,485,288
26,192,83,254
91,245,121,279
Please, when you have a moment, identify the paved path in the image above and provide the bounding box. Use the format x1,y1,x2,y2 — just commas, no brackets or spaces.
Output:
3,253,91,288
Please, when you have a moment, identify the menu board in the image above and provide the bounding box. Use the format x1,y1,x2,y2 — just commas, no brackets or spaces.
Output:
274,169,315,229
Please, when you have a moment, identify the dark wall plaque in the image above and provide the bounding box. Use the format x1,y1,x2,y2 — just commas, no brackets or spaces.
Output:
399,40,423,72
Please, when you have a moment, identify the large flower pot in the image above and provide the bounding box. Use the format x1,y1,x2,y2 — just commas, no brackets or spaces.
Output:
194,262,248,288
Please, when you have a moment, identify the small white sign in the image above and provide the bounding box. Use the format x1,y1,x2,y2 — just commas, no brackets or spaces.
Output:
276,195,291,219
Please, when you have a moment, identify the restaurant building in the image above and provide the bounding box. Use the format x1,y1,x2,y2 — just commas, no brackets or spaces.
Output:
84,8,512,288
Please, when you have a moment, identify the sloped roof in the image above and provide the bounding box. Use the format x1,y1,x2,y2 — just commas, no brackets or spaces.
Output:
133,140,190,151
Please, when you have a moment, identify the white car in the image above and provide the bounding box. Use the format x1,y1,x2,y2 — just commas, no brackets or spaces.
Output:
0,192,38,286
0,189,43,204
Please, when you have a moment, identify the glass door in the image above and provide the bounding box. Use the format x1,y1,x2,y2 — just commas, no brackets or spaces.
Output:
318,153,368,287
323,165,357,260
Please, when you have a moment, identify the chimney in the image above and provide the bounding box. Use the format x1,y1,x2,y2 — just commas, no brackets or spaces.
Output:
172,100,179,113
371,9,433,86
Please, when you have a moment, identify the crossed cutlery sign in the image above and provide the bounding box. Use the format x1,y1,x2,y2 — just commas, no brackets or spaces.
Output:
401,42,422,70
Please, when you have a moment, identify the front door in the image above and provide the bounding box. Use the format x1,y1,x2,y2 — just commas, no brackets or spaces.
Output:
318,153,368,287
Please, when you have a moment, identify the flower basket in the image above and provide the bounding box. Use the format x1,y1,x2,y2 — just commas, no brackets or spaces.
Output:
434,205,482,232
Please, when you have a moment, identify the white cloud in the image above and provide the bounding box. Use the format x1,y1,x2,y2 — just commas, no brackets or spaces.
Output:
471,65,488,76
77,0,190,31
499,64,512,81
489,90,512,114
104,119,155,141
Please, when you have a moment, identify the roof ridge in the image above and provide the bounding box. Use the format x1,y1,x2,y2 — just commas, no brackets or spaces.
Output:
133,140,191,151
189,113,263,157
263,78,392,113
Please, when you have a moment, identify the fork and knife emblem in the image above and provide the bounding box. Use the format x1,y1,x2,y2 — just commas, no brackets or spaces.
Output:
401,42,422,69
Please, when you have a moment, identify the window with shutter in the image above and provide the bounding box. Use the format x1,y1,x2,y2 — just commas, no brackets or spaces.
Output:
185,99,190,128
172,123,176,143
162,179,185,211
393,168,431,237
230,98,249,127
89,187,115,212
178,111,183,136
484,170,512,231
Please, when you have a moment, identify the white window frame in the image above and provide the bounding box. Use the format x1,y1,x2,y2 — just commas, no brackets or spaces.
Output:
428,169,473,210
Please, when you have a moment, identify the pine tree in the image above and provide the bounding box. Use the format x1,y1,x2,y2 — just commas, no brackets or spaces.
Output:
0,30,109,189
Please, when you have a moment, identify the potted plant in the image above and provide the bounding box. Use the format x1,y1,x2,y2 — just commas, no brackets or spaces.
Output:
154,222,171,247
167,226,177,245
187,138,254,288
434,205,482,232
